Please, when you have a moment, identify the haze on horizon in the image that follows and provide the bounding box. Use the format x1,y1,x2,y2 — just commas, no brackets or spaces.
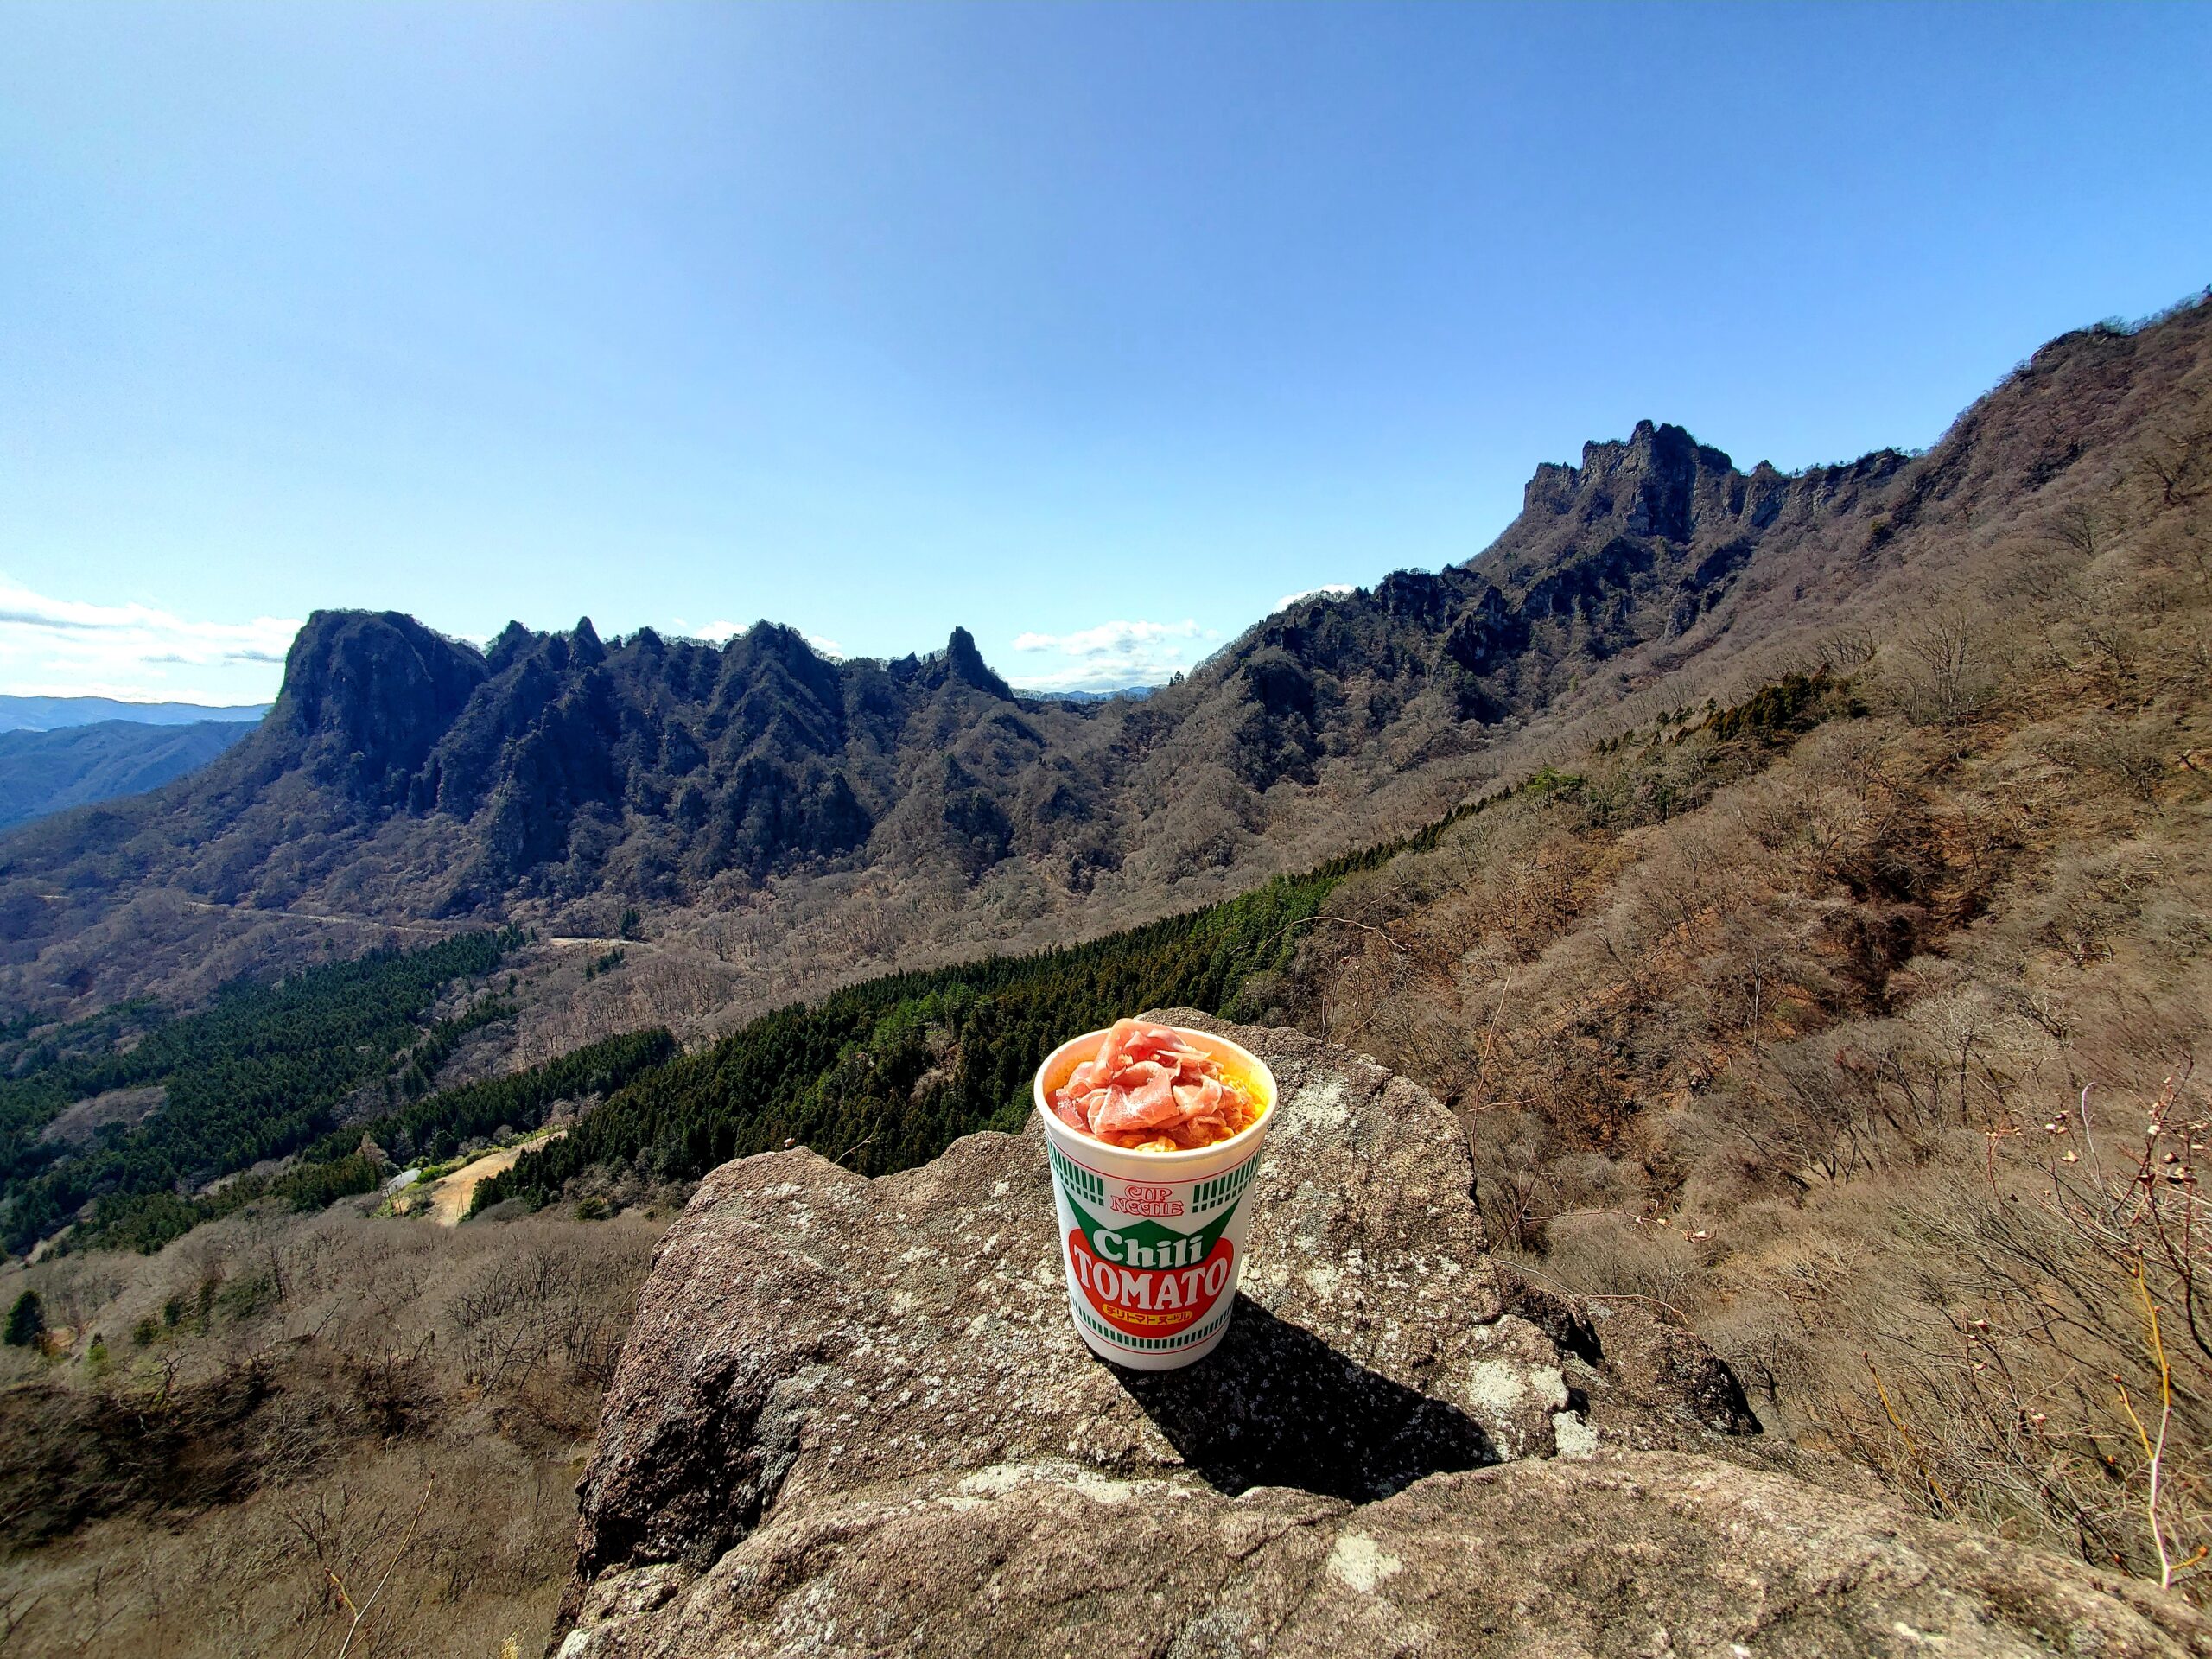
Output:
3,0,2209,704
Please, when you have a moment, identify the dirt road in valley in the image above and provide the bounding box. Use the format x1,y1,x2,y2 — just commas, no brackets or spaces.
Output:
423,1129,566,1224
180,898,456,935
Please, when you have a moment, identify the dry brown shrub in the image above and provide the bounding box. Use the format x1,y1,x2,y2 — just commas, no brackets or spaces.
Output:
1815,1077,2212,1589
0,1206,664,1656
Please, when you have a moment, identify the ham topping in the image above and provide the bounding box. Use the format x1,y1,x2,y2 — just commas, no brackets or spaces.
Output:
1049,1019,1262,1150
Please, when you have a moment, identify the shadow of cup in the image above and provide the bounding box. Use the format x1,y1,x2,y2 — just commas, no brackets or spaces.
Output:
1104,1295,1496,1501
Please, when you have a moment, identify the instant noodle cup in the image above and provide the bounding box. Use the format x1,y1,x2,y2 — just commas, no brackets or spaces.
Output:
1033,1024,1275,1370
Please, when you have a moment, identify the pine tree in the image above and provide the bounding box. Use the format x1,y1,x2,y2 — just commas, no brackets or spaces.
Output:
4,1288,44,1347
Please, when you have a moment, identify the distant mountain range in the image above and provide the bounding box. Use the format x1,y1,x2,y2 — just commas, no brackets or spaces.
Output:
1012,685,1156,703
0,694,270,733
0,696,268,836
0,719,260,833
3,295,2205,1013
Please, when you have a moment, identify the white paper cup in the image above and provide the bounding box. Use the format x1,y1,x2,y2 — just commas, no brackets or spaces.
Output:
1033,1025,1276,1370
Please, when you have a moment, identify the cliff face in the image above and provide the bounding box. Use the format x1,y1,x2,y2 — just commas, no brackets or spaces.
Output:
6,609,1065,930
552,1016,2207,1658
269,609,492,798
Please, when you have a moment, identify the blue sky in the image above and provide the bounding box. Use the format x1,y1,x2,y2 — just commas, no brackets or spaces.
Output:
3,3,2209,702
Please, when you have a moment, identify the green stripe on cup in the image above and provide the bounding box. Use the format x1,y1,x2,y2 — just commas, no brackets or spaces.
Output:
1047,1142,1105,1202
1072,1299,1236,1354
1190,1155,1262,1212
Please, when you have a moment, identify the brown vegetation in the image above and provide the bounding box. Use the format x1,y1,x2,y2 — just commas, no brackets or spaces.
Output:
1258,348,2212,1588
0,297,2207,1648
0,1207,663,1656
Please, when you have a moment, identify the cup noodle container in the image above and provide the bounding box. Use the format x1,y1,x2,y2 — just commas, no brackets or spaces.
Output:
1033,1025,1276,1370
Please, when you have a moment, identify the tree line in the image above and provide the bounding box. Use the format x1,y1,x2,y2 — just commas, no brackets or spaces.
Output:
0,930,518,1252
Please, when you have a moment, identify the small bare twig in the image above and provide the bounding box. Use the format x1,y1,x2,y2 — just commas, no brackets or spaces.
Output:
1866,1351,1950,1516
327,1476,433,1659
1270,912,1416,955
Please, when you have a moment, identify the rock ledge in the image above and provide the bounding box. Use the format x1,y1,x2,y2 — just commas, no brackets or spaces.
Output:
556,1014,2207,1657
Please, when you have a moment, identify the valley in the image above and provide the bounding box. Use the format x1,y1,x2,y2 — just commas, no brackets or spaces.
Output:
0,292,2206,1655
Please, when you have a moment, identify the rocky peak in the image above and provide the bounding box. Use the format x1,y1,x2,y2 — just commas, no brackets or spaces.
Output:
271,610,487,798
486,619,535,675
715,622,836,694
1522,420,1745,543
925,625,1014,700
551,1015,2202,1657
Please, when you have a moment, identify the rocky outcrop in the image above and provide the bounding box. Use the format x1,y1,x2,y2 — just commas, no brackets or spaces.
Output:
554,1015,2208,1658
1224,414,1914,762
193,614,1053,902
271,609,489,799
923,626,1015,702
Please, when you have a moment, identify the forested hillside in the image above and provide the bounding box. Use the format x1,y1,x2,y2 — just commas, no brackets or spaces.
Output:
0,931,518,1251
475,848,1370,1210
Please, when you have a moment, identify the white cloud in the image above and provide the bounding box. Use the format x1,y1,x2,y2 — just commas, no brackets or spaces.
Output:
804,633,844,659
1274,583,1356,613
1007,617,1215,692
0,575,298,704
1012,618,1204,656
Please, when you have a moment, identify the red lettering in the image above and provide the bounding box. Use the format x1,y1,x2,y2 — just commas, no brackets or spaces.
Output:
1069,1228,1236,1341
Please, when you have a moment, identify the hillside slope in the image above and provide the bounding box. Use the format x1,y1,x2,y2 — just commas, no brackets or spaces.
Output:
1244,311,2212,1584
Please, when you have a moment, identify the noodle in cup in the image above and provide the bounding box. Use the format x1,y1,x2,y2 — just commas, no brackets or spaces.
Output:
1033,1022,1275,1370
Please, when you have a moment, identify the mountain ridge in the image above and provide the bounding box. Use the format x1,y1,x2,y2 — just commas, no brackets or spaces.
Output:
0,694,270,734
3,295,2205,1016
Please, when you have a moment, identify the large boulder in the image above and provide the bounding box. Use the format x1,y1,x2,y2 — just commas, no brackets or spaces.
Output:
554,1015,2209,1658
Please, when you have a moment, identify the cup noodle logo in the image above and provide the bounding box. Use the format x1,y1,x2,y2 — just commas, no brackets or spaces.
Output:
1048,1142,1262,1353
